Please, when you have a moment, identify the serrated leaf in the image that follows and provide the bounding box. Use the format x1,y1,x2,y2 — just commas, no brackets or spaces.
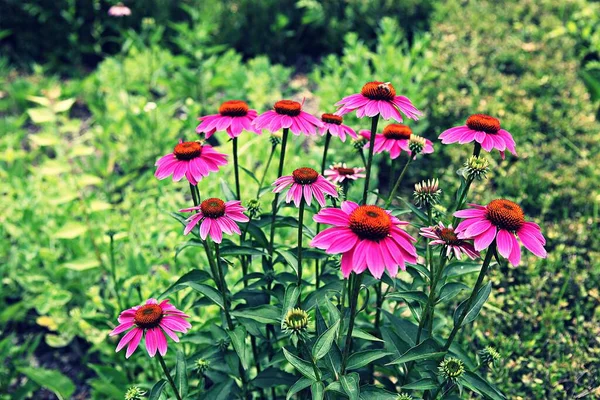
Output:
18,367,75,400
312,319,339,360
283,347,318,381
386,338,444,365
346,350,393,370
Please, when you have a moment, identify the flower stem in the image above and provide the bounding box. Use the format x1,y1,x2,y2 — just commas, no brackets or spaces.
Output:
362,115,379,205
257,143,277,198
296,200,305,292
213,242,235,331
341,273,363,374
320,131,332,175
232,137,241,200
157,353,182,400
443,241,496,352
385,155,413,208
268,128,289,265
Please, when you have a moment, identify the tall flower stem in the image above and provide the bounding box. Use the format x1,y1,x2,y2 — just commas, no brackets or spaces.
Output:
341,273,363,374
213,242,235,330
268,128,290,265
157,353,183,400
452,142,482,222
256,143,277,198
362,116,379,205
416,251,447,345
320,132,332,175
443,242,496,352
232,137,241,200
296,200,305,291
385,156,413,208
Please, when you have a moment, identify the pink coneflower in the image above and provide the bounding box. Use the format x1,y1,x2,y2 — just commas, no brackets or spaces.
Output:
454,199,547,265
196,100,260,139
362,124,433,159
311,201,417,279
110,299,191,358
179,198,249,242
272,167,338,207
439,114,517,159
318,114,357,142
154,141,228,186
335,81,422,122
108,3,131,16
324,163,365,184
252,100,323,136
420,222,479,260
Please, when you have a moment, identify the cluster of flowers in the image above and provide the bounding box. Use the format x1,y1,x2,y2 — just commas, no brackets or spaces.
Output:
110,80,546,360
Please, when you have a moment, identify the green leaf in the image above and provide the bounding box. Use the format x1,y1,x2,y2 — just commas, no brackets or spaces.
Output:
340,373,360,400
386,290,429,305
453,281,492,327
312,319,340,360
359,385,399,399
228,325,249,370
281,285,300,327
175,349,188,398
18,367,75,400
283,347,318,381
346,350,393,370
188,282,224,309
61,257,100,271
437,282,470,303
400,377,438,390
27,107,56,123
159,269,211,299
252,367,296,389
232,305,281,324
311,381,324,400
220,244,268,257
461,371,506,400
443,260,482,277
387,338,445,365
287,377,312,400
148,379,167,400
239,165,260,184
352,328,384,342
275,249,298,275
53,222,88,239
220,178,237,201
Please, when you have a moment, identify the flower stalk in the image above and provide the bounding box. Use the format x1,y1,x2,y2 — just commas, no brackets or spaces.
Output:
157,353,183,400
341,273,363,374
385,155,413,208
268,128,290,264
362,115,379,204
232,137,241,200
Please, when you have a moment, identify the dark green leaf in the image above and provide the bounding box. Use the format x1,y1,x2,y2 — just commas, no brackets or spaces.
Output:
359,385,398,399
400,377,438,390
281,285,300,327
188,282,224,309
228,325,249,370
346,350,393,370
283,347,318,381
158,269,210,299
18,367,75,400
461,371,506,400
287,377,312,400
387,338,445,365
386,290,429,305
453,281,492,327
252,367,296,389
443,260,482,277
437,282,470,303
352,328,384,342
311,381,324,400
220,244,268,257
340,373,360,400
232,305,280,324
175,349,188,398
312,319,340,360
148,379,167,400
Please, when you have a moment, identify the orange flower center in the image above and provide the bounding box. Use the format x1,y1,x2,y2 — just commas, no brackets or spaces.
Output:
174,141,202,160
274,100,302,117
383,124,412,140
349,205,392,241
322,113,343,125
219,100,249,117
466,114,501,134
292,167,319,184
486,199,525,232
337,167,356,176
438,227,460,245
200,198,226,218
361,81,396,101
134,304,163,329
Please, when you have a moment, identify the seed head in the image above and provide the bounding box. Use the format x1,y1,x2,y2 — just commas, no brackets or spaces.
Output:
352,136,368,150
195,358,211,374
396,394,413,400
414,179,442,207
464,155,490,181
246,199,261,219
438,357,465,381
408,134,426,155
479,346,502,366
283,308,309,333
125,386,146,400
270,133,282,146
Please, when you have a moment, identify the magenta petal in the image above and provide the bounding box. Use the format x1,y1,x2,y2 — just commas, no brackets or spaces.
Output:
145,327,158,357
115,327,139,352
474,225,497,251
110,321,135,336
508,235,521,266
518,229,547,258
125,328,143,359
496,229,513,258
155,328,168,356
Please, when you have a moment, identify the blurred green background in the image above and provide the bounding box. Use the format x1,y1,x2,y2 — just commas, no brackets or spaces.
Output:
1,0,599,399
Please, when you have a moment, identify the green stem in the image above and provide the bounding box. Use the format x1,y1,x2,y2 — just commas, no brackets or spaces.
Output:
385,155,413,208
268,128,289,266
362,116,379,205
320,131,332,175
341,273,363,374
296,200,305,292
232,137,241,200
443,242,496,352
213,242,234,331
157,353,182,400
257,144,277,198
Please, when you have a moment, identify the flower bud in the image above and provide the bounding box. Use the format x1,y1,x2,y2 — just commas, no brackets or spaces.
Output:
195,358,211,374
269,133,282,146
283,308,309,334
408,134,426,155
479,346,501,366
414,179,442,207
352,136,368,150
438,357,465,381
397,393,413,400
246,199,261,219
125,387,146,400
464,155,490,181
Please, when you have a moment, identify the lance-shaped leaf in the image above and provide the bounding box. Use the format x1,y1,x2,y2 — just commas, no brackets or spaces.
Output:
386,338,445,365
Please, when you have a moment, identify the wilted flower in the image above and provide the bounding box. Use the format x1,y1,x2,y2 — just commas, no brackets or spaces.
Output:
439,357,465,381
439,114,517,159
464,155,490,181
110,299,191,358
324,163,366,184
272,167,338,207
252,100,323,136
179,198,249,242
413,179,442,207
154,140,228,186
196,100,260,139
335,81,422,122
124,386,146,400
311,202,417,279
283,308,309,334
479,346,502,365
454,199,547,265
108,3,131,17
420,222,479,260
319,114,357,142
